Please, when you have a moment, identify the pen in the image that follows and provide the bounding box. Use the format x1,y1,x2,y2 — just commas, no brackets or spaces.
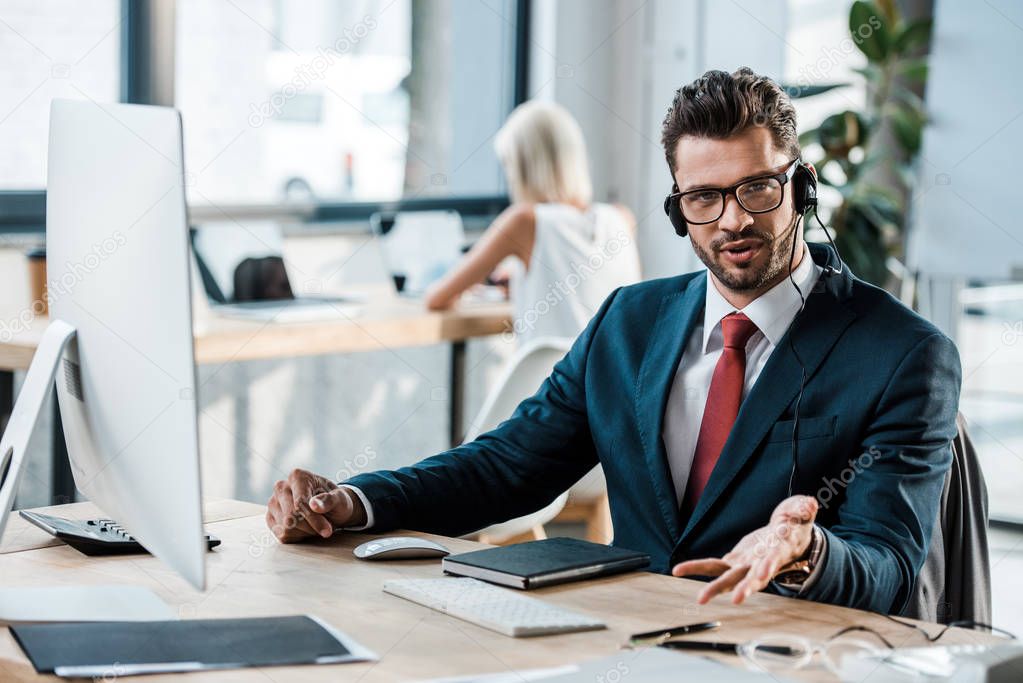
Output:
628,620,721,645
658,640,796,656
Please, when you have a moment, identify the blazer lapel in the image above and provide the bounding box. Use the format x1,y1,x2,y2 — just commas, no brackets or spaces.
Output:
681,256,857,540
635,273,707,540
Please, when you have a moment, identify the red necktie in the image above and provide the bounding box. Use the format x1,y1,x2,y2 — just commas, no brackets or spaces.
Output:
682,311,760,514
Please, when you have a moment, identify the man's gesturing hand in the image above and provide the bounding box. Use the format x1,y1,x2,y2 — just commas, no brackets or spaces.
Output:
265,468,367,543
671,495,818,605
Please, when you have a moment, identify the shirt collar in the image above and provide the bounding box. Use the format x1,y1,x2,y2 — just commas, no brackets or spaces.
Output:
702,243,822,353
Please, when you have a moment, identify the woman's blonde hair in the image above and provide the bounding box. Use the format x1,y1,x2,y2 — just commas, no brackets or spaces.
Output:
494,100,593,206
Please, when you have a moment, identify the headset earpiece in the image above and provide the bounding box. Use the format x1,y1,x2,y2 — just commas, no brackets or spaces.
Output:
663,184,688,237
793,161,817,216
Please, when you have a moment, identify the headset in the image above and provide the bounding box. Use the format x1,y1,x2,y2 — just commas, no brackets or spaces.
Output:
663,159,846,498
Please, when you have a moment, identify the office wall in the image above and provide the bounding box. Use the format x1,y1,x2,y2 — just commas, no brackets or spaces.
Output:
907,1,1023,281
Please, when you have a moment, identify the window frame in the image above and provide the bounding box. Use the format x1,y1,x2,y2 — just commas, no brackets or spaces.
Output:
0,0,532,234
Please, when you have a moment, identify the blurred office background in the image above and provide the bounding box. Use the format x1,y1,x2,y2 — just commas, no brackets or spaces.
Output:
0,0,1020,628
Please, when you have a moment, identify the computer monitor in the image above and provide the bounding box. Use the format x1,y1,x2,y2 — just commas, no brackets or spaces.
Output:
0,99,207,592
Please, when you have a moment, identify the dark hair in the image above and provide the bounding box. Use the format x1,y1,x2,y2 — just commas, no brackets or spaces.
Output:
660,67,800,175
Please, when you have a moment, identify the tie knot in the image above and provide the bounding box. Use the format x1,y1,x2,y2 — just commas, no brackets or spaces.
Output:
721,312,759,350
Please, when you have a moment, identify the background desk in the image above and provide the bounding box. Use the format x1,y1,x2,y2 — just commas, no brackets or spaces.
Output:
0,500,1006,682
0,290,511,504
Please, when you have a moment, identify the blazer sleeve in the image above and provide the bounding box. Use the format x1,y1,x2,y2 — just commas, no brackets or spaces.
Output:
342,289,621,537
800,331,962,614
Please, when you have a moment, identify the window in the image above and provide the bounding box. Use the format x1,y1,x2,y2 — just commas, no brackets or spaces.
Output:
784,0,867,135
958,282,1023,522
174,0,519,207
0,0,123,190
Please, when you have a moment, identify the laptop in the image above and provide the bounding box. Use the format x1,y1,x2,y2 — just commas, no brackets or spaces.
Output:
370,210,467,297
191,223,362,322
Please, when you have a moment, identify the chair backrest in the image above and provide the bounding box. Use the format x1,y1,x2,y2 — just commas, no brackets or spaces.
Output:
904,412,992,623
463,337,574,543
463,337,573,441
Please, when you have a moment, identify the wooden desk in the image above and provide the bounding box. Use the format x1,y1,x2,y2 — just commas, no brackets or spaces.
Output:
0,502,1005,682
0,290,512,503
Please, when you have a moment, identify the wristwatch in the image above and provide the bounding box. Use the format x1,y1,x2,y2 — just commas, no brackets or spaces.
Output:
773,525,825,588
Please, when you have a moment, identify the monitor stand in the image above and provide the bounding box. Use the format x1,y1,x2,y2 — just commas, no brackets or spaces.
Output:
0,320,173,623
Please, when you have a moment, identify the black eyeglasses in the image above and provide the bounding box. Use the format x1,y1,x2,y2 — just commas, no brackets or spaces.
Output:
667,160,799,225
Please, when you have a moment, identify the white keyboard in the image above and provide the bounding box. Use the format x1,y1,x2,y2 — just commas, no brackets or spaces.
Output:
382,577,606,637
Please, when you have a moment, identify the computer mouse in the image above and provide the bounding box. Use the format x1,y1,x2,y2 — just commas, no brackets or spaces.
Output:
353,536,451,560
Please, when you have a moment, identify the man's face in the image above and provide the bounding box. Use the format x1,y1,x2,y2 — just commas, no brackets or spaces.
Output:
671,126,801,295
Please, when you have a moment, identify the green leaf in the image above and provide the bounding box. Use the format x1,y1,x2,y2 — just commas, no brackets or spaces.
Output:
891,107,924,153
799,130,822,152
893,18,932,54
839,206,890,285
895,163,918,190
896,57,928,83
861,184,904,213
852,199,889,230
779,82,852,98
852,65,883,82
818,111,869,156
850,1,891,62
891,85,926,115
881,101,924,126
875,0,900,26
838,238,883,285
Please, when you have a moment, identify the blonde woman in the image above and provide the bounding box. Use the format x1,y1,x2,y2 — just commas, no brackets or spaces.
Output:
425,100,642,344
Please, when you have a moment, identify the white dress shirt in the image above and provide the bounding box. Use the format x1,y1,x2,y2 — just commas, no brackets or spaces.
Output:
662,243,821,506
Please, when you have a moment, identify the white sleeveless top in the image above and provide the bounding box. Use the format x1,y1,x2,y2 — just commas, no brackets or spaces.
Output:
509,202,641,345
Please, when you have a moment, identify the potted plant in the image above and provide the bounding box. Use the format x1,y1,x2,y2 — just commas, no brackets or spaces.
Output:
792,0,932,289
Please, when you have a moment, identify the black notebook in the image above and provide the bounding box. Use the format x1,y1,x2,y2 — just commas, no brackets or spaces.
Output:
10,615,376,677
442,537,650,589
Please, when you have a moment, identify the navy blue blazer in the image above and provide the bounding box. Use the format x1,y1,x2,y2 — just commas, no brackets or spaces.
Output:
348,242,962,614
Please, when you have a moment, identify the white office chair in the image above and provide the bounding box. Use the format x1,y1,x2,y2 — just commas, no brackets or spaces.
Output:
560,464,612,543
465,337,573,544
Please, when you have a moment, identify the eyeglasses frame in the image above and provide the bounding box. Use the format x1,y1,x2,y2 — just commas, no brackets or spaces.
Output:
666,159,800,226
